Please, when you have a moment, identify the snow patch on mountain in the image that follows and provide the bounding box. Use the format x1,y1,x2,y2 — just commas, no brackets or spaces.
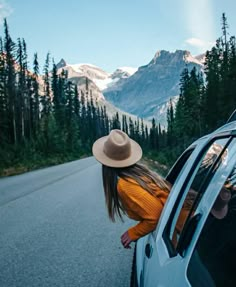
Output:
185,52,204,65
59,61,137,92
69,63,109,79
194,53,206,65
93,76,118,91
114,67,138,76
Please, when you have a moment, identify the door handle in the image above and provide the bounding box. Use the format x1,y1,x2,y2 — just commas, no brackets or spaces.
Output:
145,243,153,258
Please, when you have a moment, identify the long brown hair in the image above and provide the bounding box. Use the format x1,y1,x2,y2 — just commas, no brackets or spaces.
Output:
102,163,170,221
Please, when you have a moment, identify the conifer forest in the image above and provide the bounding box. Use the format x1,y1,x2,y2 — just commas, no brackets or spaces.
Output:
0,14,236,176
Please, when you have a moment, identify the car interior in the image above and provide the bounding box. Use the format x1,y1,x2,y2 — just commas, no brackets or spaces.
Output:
187,146,236,287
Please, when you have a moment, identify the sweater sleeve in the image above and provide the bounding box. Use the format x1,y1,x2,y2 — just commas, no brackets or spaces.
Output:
117,178,164,241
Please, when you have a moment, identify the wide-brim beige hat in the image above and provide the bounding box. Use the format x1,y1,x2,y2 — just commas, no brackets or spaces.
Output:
92,129,142,168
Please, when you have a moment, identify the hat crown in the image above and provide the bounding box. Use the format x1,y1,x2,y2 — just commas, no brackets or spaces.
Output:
103,130,131,161
112,130,127,144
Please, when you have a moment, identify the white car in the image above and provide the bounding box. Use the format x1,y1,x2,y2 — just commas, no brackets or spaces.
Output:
131,115,236,287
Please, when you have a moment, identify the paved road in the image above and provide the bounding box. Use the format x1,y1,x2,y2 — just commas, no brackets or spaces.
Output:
0,157,134,287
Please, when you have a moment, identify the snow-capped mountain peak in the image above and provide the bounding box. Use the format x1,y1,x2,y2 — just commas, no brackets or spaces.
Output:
147,50,204,67
57,60,137,92
115,66,138,76
56,58,67,69
109,66,137,83
68,63,110,79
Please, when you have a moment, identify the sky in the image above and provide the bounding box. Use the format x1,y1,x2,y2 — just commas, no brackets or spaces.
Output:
0,0,235,73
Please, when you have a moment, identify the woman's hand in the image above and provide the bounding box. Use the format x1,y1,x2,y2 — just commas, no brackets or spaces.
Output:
121,231,132,249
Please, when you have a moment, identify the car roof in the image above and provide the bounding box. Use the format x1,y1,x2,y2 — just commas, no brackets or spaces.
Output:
214,120,236,133
190,120,236,148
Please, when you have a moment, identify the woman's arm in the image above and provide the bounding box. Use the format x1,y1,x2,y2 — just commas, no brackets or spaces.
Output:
118,178,164,242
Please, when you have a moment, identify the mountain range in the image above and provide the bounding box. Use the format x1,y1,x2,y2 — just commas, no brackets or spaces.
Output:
56,50,204,126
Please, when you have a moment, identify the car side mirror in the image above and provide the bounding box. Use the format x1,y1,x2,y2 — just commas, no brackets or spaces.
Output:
177,213,202,257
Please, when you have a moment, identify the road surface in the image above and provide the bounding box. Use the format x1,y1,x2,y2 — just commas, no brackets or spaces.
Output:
0,157,134,287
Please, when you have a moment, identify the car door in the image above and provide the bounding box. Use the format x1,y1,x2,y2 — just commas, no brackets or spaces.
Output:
139,133,236,287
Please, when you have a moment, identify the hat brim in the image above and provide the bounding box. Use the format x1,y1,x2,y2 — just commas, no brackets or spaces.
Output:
92,135,142,168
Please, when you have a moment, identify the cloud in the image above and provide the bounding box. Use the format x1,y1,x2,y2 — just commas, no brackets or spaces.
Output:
185,38,215,48
185,38,205,48
185,37,215,50
0,0,13,24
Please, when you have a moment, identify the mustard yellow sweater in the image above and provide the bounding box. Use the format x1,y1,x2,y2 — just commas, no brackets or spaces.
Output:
117,177,169,241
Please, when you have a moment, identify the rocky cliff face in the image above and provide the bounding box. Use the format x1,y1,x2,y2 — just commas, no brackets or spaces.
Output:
103,50,203,124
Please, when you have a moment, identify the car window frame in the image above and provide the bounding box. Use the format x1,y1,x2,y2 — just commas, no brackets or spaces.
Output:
166,146,196,186
163,132,236,258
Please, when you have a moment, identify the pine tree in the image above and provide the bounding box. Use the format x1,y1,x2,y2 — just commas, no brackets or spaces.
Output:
134,118,141,144
22,38,32,140
129,117,135,139
80,90,87,146
0,37,8,144
87,92,97,145
150,118,158,150
174,67,189,147
111,112,121,130
16,38,29,142
102,106,109,135
140,118,146,147
145,125,149,147
40,52,52,153
222,13,228,50
32,53,40,137
186,67,203,138
74,84,80,119
41,52,51,116
65,81,76,150
167,98,175,146
122,114,128,134
174,66,203,146
228,36,236,108
4,19,17,145
203,13,236,129
219,13,231,122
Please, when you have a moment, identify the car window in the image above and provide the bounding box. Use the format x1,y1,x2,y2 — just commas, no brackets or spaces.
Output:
187,162,236,287
166,147,195,186
163,137,230,255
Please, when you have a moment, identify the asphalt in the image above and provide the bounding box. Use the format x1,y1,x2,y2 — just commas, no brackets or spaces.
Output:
0,157,134,287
